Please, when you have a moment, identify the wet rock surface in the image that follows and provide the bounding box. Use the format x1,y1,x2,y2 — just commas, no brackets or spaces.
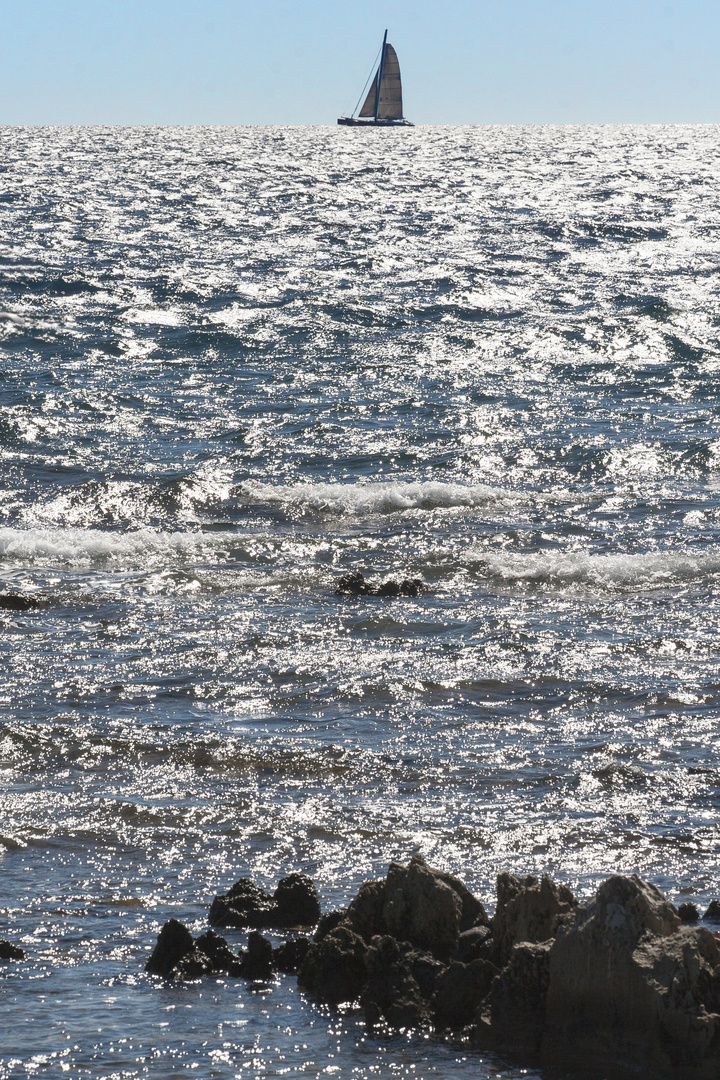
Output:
335,572,425,598
209,873,320,929
0,594,41,611
144,861,720,1079
0,939,25,960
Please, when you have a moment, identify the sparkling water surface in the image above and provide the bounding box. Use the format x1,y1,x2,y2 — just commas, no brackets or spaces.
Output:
1,123,720,1078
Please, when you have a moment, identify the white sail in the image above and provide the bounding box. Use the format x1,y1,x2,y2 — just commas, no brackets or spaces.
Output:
359,72,379,118
377,44,403,120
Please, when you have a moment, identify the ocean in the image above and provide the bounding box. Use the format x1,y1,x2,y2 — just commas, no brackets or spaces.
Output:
1,123,719,1078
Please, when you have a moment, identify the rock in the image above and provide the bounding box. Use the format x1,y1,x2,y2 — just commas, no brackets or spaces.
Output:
209,879,273,928
273,936,311,974
0,940,24,960
314,909,347,941
0,594,40,612
679,902,700,924
486,941,552,1054
434,869,490,931
705,900,720,922
298,926,367,1005
344,880,386,942
431,958,498,1032
456,926,493,963
335,573,425,598
209,874,320,929
492,872,577,965
145,919,196,977
239,931,274,981
382,854,463,961
195,929,244,975
362,935,440,1031
272,873,321,927
542,874,720,1078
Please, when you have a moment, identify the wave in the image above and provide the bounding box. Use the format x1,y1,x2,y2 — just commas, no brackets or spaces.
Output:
466,549,720,589
0,526,229,567
238,480,513,516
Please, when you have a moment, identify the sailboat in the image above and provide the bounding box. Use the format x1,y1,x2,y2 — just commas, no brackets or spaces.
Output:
338,30,414,127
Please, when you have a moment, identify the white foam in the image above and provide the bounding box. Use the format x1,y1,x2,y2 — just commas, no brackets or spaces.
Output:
467,549,720,589
0,527,229,567
238,480,511,515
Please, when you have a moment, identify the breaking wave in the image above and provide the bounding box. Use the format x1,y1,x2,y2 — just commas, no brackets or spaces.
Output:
238,480,513,516
467,549,720,589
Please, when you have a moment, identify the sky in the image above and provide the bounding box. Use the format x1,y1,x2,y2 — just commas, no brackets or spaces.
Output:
1,0,719,125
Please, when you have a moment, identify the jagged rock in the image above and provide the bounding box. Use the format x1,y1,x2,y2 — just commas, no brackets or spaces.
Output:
361,935,441,1030
298,926,367,1005
239,931,273,980
435,869,490,931
679,901,700,924
335,573,425,598
272,873,321,927
705,900,720,922
195,929,244,975
209,874,320,929
209,879,273,928
145,919,196,977
0,594,40,612
344,880,386,941
456,926,493,963
492,872,577,965
273,936,310,974
0,940,24,960
486,941,552,1053
382,854,463,961
431,958,498,1031
542,874,720,1078
314,909,347,941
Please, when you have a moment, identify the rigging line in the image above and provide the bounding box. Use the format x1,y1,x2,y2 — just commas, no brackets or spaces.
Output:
349,43,383,118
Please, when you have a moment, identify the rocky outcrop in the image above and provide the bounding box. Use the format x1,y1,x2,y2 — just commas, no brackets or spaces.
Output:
145,919,273,982
0,939,25,960
491,872,577,965
335,572,425,598
209,873,321,929
143,863,720,1080
542,874,720,1079
0,594,40,612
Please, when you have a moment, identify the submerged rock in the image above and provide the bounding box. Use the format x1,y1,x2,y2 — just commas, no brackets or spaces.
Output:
209,873,320,929
335,572,425,598
0,594,40,612
0,939,25,960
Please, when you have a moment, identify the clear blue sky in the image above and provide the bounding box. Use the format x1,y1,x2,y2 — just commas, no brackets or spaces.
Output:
1,0,719,125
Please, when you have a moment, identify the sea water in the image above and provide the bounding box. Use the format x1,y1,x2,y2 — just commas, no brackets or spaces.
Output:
1,124,720,1078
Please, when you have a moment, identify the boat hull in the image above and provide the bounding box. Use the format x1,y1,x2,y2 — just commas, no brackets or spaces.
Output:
337,117,414,127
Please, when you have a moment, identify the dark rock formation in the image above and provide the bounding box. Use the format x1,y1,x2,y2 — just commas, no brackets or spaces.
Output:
382,854,464,962
542,874,720,1079
335,572,425,598
679,901,700,924
491,872,577,965
314,909,347,941
195,929,244,976
298,926,368,1005
210,873,320,929
145,919,196,978
239,931,273,981
486,941,552,1054
432,958,497,1032
344,880,386,941
456,925,493,963
273,936,311,974
0,594,40,612
362,935,441,1030
705,900,720,922
0,939,25,960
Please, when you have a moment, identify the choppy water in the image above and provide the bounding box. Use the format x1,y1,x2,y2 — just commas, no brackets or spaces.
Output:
2,123,720,1079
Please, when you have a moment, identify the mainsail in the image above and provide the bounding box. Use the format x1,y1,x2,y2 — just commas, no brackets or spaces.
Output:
357,39,403,120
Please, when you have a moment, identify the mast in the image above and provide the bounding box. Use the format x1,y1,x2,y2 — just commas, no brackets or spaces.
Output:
374,29,388,122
